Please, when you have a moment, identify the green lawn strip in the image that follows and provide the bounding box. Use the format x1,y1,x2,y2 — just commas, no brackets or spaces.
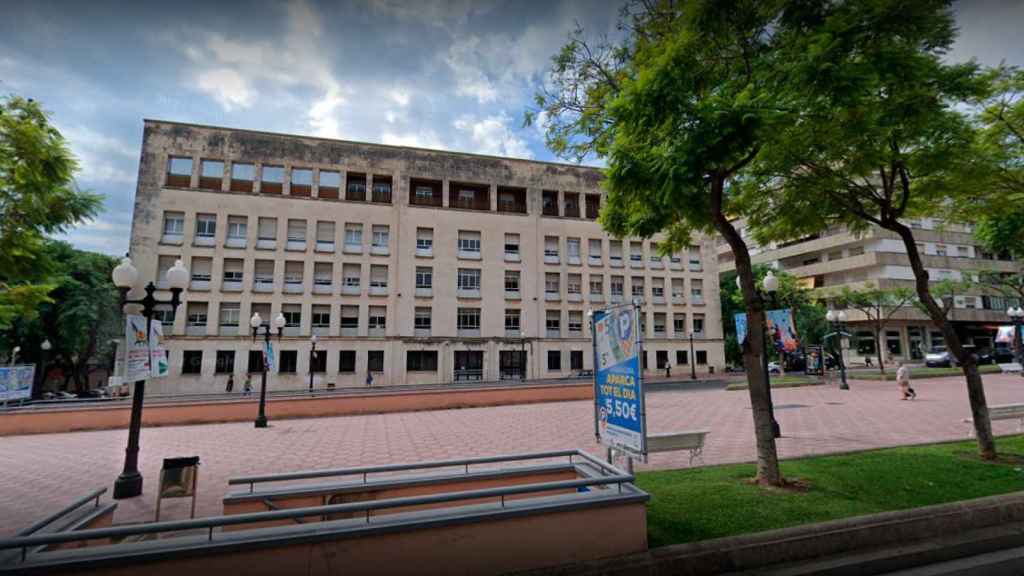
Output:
635,435,1024,548
726,376,823,391
850,364,1003,381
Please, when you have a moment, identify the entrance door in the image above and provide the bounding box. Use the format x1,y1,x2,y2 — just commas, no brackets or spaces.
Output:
499,350,527,380
454,350,484,381
908,327,925,360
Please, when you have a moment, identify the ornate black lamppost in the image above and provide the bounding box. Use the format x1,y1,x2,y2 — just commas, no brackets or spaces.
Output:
1007,306,1024,377
309,334,318,392
249,311,285,427
825,309,851,390
110,256,189,499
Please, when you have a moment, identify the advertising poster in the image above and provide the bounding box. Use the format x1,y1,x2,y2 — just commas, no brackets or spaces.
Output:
766,308,800,354
591,304,646,457
124,314,152,381
263,340,275,372
996,325,1016,345
149,320,169,378
734,313,748,345
0,365,35,402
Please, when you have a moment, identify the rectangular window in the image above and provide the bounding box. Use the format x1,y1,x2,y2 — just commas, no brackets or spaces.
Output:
416,266,433,289
652,278,665,298
284,261,304,291
279,350,298,373
219,302,240,327
567,238,581,260
343,264,361,288
458,230,481,255
199,159,223,190
649,242,661,263
450,183,489,210
545,272,560,295
653,313,666,335
632,277,644,297
568,311,583,334
215,350,234,374
410,178,442,206
310,350,327,373
542,190,559,216
674,313,686,334
287,219,307,244
567,274,582,294
282,304,301,328
226,215,247,245
505,270,520,292
182,350,202,374
688,246,702,271
231,162,254,192
368,350,384,372
370,265,388,289
414,307,432,331
311,305,330,328
693,314,705,334
691,279,704,303
571,350,584,370
222,258,243,285
254,260,274,291
610,240,623,264
195,213,216,238
590,276,603,295
497,187,527,213
676,350,688,365
407,350,438,371
504,233,520,256
257,217,277,241
546,309,561,332
564,192,580,217
368,306,386,331
153,305,175,328
261,165,284,194
340,306,359,329
547,350,562,371
457,308,481,331
247,350,264,373
589,239,602,259
318,170,340,199
316,221,335,248
611,276,624,296
372,175,392,203
416,228,433,252
346,172,367,201
345,223,363,247
338,350,356,372
696,350,707,365
163,211,185,237
505,309,521,332
186,302,208,327
166,156,192,187
458,268,481,291
189,256,212,283
372,225,390,250
544,236,559,258
290,168,313,197
630,241,643,262
585,194,600,219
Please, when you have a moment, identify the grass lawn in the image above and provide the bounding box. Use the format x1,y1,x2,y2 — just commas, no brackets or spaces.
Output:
851,364,1003,381
726,376,823,390
635,435,1024,548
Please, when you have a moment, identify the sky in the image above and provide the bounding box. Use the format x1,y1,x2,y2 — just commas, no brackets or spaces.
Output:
2,0,1022,256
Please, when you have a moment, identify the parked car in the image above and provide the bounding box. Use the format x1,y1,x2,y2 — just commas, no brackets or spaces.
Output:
562,369,593,379
993,345,1015,363
925,346,955,367
767,361,782,374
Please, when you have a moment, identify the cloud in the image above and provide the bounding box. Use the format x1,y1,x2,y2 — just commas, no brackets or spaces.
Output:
58,124,137,185
381,129,447,150
195,68,254,111
453,113,532,159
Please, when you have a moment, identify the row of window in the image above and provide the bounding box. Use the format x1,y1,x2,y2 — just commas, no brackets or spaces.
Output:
166,156,601,218
169,302,706,337
181,347,709,376
161,252,707,303
161,211,705,271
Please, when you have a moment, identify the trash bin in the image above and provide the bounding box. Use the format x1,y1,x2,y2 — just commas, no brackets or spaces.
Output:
156,456,199,521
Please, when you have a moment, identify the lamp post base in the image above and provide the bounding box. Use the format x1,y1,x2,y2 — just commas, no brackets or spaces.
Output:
113,471,143,499
255,415,268,428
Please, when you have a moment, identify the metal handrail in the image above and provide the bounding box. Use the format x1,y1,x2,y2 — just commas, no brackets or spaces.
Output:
230,449,585,490
0,473,636,555
16,488,106,537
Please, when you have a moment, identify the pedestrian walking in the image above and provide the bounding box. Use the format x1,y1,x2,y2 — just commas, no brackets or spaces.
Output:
366,371,374,387
225,373,234,393
896,361,916,400
665,363,672,378
243,374,253,396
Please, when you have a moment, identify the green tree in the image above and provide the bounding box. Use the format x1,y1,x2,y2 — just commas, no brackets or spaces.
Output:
531,1,804,485
0,96,102,330
744,0,999,458
830,285,916,374
3,241,120,394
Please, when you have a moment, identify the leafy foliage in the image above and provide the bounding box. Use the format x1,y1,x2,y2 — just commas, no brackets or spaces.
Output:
0,96,102,329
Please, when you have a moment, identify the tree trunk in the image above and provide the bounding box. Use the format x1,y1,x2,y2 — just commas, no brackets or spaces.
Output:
890,222,996,459
875,326,885,375
710,174,783,485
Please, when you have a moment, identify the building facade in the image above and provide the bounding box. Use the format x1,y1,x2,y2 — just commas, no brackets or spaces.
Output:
128,120,725,393
717,219,1020,364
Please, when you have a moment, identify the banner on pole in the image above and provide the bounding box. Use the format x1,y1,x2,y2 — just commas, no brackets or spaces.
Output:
766,308,800,353
0,365,35,402
263,340,275,372
149,320,169,378
734,313,748,345
591,304,646,457
125,314,152,381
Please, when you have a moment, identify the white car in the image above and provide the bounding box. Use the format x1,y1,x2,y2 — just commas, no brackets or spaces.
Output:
767,361,782,374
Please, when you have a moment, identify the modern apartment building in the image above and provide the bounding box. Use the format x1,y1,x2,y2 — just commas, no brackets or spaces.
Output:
717,219,1020,364
128,120,725,393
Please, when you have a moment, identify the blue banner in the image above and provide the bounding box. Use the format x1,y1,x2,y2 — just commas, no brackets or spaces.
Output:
0,365,35,402
734,313,748,344
263,341,275,372
592,305,646,456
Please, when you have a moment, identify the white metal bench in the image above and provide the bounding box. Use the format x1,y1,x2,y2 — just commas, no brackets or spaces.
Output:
999,363,1022,374
646,430,710,465
963,404,1024,435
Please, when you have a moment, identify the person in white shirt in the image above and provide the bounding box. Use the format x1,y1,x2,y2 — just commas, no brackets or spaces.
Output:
896,362,916,400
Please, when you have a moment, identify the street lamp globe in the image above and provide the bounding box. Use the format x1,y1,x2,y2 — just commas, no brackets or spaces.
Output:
250,313,263,329
762,270,780,293
311,334,318,344
838,311,848,322
111,257,138,289
826,310,836,322
166,259,189,290
274,313,287,329
41,339,52,351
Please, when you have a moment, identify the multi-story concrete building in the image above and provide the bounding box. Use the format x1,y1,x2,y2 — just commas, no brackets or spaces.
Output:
128,120,725,393
717,219,1021,364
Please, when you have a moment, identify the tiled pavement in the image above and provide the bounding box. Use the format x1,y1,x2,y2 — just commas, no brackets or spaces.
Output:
1,373,1022,535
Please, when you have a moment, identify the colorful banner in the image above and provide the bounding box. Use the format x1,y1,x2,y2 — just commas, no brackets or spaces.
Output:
766,308,800,353
592,304,646,457
149,320,169,378
734,313,748,344
263,340,275,372
124,314,152,381
996,325,1016,344
0,365,35,402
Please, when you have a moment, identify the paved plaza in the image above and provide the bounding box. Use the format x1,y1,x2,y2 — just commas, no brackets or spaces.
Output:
1,373,1023,535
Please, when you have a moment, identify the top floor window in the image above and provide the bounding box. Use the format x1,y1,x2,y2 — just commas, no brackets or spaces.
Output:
346,172,367,201
450,182,489,211
371,176,392,203
290,168,313,197
497,187,527,214
199,160,223,190
230,162,254,192
318,170,340,199
585,194,600,219
410,178,443,207
261,165,284,194
542,190,559,216
563,192,580,218
166,156,192,187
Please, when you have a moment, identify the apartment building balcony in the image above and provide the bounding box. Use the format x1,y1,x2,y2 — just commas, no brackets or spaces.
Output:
344,242,362,254
505,329,524,338
568,255,582,266
189,277,211,291
546,329,561,338
286,239,306,251
219,325,238,336
256,238,276,250
415,287,433,298
672,295,685,305
458,249,482,261
611,294,624,304
567,293,583,303
415,327,431,337
545,291,560,302
161,233,183,246
458,329,481,338
341,326,358,337
652,295,666,305
369,284,388,297
609,257,624,268
649,259,664,270
225,236,247,249
369,327,385,337
504,251,521,263
653,330,666,338
315,241,335,253
185,324,206,337
505,290,521,300
342,284,361,296
691,296,705,306
688,263,703,272
312,325,329,337
284,281,304,294
313,282,333,295
669,260,683,271
222,280,243,292
416,246,433,258
544,252,560,265
589,256,603,266
590,294,605,304
253,279,274,293
283,326,301,337
568,329,583,338
458,288,482,299
629,259,643,269
193,235,216,248
371,245,389,256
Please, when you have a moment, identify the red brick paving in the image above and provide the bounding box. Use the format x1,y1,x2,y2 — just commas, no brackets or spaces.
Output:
1,373,1022,535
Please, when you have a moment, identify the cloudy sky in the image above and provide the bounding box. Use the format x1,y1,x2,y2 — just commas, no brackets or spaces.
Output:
2,0,1022,255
